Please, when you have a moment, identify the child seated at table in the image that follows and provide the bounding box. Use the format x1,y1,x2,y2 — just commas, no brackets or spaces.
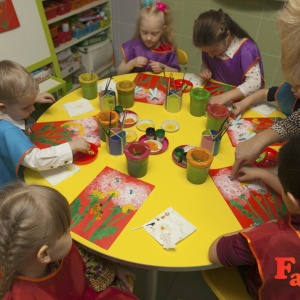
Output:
193,9,265,106
0,60,90,186
231,82,300,118
209,137,300,299
0,181,138,300
117,0,180,75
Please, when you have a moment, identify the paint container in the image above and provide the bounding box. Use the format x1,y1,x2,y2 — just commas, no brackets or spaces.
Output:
165,90,182,113
206,104,229,131
124,142,151,178
106,128,126,156
186,147,213,184
189,88,210,117
155,129,165,143
200,129,222,156
79,73,98,100
99,90,116,111
116,80,136,108
96,110,119,142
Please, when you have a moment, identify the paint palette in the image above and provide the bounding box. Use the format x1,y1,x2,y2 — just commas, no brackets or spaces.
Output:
136,119,155,131
161,120,180,133
139,135,169,155
119,110,138,128
73,142,98,165
172,79,193,93
124,130,138,143
172,145,196,168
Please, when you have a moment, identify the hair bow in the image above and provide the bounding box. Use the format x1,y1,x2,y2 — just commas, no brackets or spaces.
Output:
156,2,167,13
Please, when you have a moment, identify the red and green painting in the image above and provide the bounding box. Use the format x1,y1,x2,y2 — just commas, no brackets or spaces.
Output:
210,167,287,228
30,117,100,148
70,166,155,250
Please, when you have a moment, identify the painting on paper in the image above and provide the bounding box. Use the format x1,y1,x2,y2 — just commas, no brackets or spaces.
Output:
70,166,155,250
0,0,20,33
203,79,235,96
30,117,100,148
133,73,169,105
210,167,287,228
227,116,282,147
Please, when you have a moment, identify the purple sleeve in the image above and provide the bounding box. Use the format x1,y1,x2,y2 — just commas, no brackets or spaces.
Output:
216,233,256,266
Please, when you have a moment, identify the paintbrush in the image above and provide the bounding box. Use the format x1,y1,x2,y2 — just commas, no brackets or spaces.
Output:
120,109,127,132
179,67,187,91
96,117,110,138
104,77,112,95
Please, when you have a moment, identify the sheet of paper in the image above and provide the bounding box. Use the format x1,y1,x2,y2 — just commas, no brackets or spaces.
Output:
39,164,80,185
250,101,278,116
63,98,95,117
143,207,197,250
185,73,203,88
98,78,117,93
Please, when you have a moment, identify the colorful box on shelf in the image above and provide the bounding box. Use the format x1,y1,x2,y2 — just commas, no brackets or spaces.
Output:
72,26,88,39
52,36,60,48
57,1,71,16
43,3,58,20
99,17,110,28
86,20,99,33
58,30,72,44
49,24,59,38
69,0,82,10
78,30,108,47
61,60,81,78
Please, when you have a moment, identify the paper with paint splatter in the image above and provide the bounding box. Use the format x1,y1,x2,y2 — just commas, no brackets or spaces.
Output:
210,167,287,228
226,116,281,147
31,116,100,148
70,166,154,250
143,207,197,250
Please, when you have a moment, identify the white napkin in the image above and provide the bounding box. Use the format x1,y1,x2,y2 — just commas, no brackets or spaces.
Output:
39,164,80,185
98,78,117,93
143,207,197,250
63,98,95,117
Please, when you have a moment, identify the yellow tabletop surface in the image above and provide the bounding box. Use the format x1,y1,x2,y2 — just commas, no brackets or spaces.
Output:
25,72,284,271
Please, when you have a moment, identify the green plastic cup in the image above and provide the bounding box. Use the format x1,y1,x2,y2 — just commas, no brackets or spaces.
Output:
79,73,98,100
189,88,210,117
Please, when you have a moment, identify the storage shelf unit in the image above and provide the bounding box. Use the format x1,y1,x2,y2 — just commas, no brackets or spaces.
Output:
40,0,112,89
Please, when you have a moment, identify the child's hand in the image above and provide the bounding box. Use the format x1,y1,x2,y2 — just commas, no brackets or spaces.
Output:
236,165,266,182
208,94,228,106
116,265,136,290
69,137,90,153
231,102,246,118
148,60,163,73
35,92,56,104
132,56,148,68
199,68,212,81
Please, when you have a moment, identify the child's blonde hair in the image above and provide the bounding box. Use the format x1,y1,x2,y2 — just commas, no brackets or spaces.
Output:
278,0,300,86
0,60,39,104
133,1,176,48
0,182,71,298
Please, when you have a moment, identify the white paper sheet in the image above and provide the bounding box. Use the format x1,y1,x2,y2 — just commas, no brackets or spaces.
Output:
39,164,80,185
63,98,95,117
250,101,278,116
142,207,197,250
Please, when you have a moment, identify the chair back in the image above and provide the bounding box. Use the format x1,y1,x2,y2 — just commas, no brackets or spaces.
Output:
176,48,188,65
201,267,252,300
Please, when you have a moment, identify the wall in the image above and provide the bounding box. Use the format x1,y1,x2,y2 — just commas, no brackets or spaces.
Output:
112,0,285,87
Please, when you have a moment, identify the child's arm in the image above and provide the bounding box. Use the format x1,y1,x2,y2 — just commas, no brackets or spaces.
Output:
35,92,56,104
231,88,269,117
148,61,179,73
22,137,90,170
117,57,148,75
236,165,283,195
208,88,245,106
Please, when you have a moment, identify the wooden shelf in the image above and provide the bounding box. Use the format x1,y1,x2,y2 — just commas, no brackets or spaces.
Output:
55,25,110,53
47,0,109,25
